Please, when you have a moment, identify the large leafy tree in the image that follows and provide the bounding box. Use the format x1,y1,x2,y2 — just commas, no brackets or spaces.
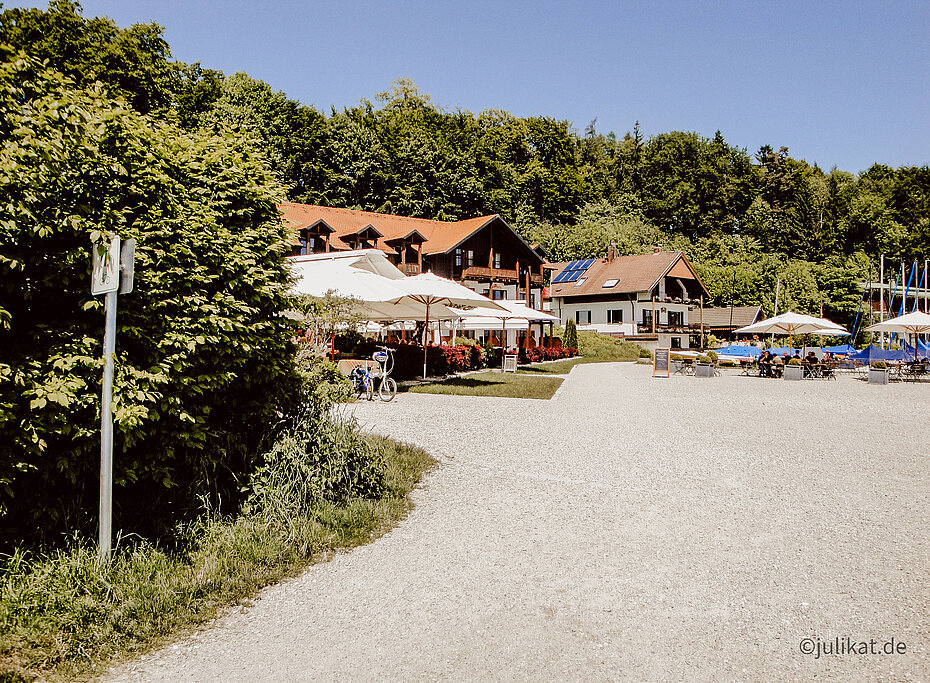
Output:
0,0,180,115
0,50,297,541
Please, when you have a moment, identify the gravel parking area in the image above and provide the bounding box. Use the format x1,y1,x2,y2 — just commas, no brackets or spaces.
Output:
107,364,929,681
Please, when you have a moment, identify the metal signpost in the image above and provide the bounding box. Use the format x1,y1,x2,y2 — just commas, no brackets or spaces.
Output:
91,236,135,564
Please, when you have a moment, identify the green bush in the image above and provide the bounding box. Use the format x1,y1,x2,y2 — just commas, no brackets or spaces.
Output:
788,358,802,366
0,51,297,543
706,350,719,362
871,361,888,369
638,346,652,358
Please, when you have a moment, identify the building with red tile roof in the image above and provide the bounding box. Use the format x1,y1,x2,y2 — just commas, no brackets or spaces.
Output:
548,245,711,350
280,203,547,308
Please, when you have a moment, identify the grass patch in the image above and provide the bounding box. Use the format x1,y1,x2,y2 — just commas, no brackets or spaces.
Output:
408,371,563,399
577,331,645,361
0,435,435,683
517,357,586,374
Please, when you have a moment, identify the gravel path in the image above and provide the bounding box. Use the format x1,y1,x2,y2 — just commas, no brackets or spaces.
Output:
107,364,929,681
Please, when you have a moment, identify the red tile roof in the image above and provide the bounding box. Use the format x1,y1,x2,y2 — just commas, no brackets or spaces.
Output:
549,251,710,298
281,203,502,256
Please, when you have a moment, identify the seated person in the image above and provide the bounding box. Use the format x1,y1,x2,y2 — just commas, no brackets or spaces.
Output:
758,351,771,377
772,355,785,377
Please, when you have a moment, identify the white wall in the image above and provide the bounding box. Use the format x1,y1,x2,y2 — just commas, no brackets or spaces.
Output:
552,299,691,328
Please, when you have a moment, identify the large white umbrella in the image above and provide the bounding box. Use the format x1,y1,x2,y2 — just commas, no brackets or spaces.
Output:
866,310,930,361
290,258,460,321
734,311,848,336
452,300,559,367
388,272,506,378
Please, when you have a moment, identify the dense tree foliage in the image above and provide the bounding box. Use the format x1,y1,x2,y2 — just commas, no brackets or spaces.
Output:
0,47,297,542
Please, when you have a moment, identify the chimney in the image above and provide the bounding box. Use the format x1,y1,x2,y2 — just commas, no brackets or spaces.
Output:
607,244,616,262
653,244,662,253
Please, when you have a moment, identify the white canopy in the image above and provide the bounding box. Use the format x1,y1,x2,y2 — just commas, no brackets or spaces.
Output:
866,310,930,335
734,311,848,336
451,299,559,330
289,251,462,321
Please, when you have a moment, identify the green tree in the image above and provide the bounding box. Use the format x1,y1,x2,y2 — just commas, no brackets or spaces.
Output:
564,318,578,350
0,0,180,115
0,50,297,541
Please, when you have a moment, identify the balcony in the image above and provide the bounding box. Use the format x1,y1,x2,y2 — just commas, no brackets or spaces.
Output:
398,262,421,275
461,266,544,285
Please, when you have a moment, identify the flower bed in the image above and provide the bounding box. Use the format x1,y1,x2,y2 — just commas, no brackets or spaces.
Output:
521,346,577,364
353,341,482,380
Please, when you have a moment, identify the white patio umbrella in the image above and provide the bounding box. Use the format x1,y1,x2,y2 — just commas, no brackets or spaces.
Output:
389,272,506,378
734,311,848,336
866,310,930,361
453,300,560,368
290,259,460,321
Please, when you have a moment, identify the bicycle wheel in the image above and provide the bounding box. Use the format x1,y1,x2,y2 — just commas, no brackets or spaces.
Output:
379,377,397,402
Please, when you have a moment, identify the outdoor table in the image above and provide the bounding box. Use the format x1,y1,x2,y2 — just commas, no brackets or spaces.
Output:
902,361,927,382
805,363,823,379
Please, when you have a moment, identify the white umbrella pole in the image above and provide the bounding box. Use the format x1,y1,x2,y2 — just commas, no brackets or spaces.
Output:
423,302,430,379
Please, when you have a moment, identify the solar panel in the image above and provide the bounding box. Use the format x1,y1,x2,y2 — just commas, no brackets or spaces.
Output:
553,258,595,285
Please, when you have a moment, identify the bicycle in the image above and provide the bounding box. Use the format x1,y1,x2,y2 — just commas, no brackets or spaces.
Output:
349,347,397,402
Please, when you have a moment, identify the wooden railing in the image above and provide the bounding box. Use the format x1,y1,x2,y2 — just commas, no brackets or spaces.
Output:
398,262,421,275
460,266,544,284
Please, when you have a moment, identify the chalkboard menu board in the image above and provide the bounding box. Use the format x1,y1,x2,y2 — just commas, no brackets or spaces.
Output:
653,348,670,377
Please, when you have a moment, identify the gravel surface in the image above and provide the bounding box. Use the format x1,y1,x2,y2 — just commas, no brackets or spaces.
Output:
106,364,929,682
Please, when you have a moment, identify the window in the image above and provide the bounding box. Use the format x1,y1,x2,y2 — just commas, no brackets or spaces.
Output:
454,249,463,267
668,311,683,327
575,310,591,325
493,252,501,269
492,290,507,300
642,309,653,326
467,250,474,267
607,309,623,324
602,279,619,288
671,337,682,349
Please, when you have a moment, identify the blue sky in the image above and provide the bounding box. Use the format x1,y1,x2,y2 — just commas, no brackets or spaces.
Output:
11,0,930,173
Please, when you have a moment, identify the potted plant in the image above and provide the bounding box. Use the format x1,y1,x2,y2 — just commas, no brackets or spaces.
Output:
868,360,890,385
695,353,716,377
784,357,804,381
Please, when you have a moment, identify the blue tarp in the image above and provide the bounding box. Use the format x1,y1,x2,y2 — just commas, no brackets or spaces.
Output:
823,344,857,355
850,345,911,362
714,345,760,357
766,347,801,357
901,343,930,360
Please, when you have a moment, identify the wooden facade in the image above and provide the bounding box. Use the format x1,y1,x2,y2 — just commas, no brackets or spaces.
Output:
282,203,546,305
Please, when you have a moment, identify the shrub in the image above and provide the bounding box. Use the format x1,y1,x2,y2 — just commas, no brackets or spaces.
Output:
638,346,652,359
706,350,719,362
872,361,888,369
520,346,576,364
564,319,578,350
788,358,802,366
0,51,297,543
353,341,482,380
671,354,684,361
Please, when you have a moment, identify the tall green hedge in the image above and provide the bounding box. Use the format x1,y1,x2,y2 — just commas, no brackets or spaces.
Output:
0,50,298,543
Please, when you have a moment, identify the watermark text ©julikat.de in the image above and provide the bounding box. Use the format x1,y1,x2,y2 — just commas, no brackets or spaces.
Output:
799,637,907,659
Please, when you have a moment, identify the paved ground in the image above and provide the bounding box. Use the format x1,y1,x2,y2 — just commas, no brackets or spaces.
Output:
107,363,929,682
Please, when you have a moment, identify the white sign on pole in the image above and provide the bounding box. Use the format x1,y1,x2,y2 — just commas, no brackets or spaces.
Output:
91,236,121,295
